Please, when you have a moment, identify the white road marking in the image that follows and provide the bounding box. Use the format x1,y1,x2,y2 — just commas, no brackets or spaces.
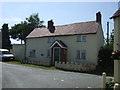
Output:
88,86,92,88
75,86,79,88
61,80,64,81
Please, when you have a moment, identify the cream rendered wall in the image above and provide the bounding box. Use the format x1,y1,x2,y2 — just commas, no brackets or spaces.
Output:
12,44,25,60
96,25,104,58
114,17,120,51
97,25,104,48
55,34,98,64
0,31,2,48
26,37,51,61
26,32,103,65
113,16,120,83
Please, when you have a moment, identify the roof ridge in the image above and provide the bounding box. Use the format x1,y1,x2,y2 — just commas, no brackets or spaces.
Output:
56,21,96,27
35,21,97,30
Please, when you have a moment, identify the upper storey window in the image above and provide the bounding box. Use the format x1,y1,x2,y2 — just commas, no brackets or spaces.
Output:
77,35,86,42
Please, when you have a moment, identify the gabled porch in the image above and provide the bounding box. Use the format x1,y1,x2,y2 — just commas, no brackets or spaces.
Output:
50,40,67,65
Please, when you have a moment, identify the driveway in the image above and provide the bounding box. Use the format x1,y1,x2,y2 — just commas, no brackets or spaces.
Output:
1,62,104,88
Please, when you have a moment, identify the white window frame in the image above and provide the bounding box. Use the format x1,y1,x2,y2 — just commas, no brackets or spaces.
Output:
76,50,80,59
81,50,86,60
77,35,86,42
76,50,86,60
81,35,86,42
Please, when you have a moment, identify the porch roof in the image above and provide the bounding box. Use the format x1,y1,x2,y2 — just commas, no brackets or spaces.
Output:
50,40,67,48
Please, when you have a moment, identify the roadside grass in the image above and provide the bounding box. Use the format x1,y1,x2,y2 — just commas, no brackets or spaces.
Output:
4,61,113,76
4,61,59,70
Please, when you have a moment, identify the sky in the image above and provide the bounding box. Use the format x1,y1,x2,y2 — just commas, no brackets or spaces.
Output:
0,1,119,44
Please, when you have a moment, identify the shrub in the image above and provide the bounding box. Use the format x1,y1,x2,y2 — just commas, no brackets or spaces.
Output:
106,78,116,88
97,46,114,75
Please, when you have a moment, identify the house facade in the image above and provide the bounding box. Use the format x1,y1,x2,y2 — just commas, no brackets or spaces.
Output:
110,8,120,83
0,30,2,48
26,12,104,66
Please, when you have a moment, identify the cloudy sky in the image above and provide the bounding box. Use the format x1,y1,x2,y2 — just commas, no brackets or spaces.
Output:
0,1,119,44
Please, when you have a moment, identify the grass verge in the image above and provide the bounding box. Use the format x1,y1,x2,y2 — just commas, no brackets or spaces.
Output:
4,61,113,76
4,61,59,70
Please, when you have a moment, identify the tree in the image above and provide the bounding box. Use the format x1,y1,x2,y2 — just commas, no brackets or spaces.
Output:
97,46,113,74
109,29,114,49
26,13,45,29
2,24,11,49
97,29,114,75
10,13,45,43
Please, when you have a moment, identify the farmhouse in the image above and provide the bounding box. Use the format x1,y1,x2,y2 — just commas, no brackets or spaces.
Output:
25,12,104,66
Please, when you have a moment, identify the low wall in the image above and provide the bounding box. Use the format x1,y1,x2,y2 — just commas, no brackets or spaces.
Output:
55,61,96,72
17,59,51,67
12,44,25,60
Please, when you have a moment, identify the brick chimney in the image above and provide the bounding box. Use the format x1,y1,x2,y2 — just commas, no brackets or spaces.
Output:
96,12,102,24
47,20,55,33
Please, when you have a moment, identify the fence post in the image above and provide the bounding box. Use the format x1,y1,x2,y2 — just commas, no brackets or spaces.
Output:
114,83,120,90
102,72,106,89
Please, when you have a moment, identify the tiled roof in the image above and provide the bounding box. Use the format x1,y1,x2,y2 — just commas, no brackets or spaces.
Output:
110,8,120,19
26,21,100,38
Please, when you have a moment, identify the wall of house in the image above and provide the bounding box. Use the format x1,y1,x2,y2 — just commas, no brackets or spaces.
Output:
97,25,104,49
0,31,2,48
96,25,104,61
114,17,120,51
12,44,25,60
26,32,103,65
26,37,51,61
113,16,120,83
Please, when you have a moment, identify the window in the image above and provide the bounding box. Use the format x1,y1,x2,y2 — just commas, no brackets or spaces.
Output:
47,49,51,58
76,50,86,60
77,35,86,42
29,50,36,58
81,50,86,59
82,36,86,42
2,51,9,54
76,50,81,59
48,37,55,43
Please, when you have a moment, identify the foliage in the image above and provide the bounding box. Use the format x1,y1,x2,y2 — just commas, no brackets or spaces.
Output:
10,22,31,42
10,13,45,43
2,24,11,49
96,28,114,75
106,78,116,88
97,45,114,75
105,29,114,49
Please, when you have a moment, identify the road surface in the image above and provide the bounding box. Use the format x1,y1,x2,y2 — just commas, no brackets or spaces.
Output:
1,62,104,88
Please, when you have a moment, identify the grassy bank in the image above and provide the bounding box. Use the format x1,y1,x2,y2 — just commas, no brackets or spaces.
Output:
5,61,59,70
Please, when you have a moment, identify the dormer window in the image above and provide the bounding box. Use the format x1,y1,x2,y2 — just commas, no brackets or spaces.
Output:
48,37,55,43
77,35,86,42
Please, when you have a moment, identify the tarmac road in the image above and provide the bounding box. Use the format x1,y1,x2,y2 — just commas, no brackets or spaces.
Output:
1,62,104,88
